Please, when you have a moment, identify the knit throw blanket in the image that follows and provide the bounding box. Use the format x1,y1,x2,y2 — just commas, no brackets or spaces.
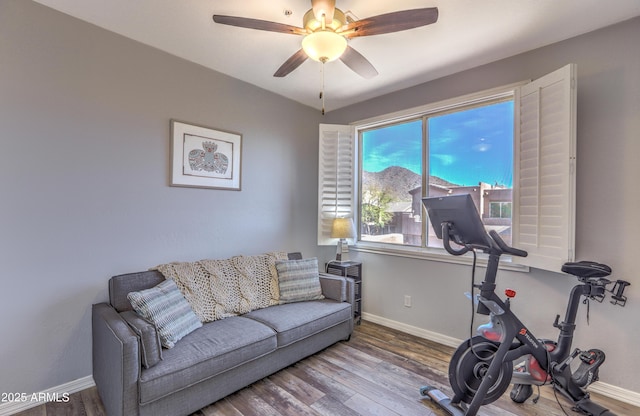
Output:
155,252,288,322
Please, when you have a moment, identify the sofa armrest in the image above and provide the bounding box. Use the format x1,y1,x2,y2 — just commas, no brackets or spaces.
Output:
92,303,141,416
319,273,355,304
319,273,346,302
319,273,355,334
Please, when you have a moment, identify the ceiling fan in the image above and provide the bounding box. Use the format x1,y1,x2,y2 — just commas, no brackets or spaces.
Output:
213,0,439,79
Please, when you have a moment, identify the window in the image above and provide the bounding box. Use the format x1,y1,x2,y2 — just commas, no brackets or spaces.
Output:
360,98,514,249
319,64,576,273
490,202,512,218
360,119,423,245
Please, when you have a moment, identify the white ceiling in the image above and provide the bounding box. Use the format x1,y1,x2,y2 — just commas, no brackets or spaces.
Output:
34,0,640,112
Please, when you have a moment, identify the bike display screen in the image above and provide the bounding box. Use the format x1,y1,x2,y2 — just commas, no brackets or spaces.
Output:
422,194,492,248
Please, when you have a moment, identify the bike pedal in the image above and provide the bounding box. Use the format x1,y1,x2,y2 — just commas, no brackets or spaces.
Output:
572,349,605,387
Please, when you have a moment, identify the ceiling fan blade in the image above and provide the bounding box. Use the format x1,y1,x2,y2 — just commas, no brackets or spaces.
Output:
340,45,378,79
213,15,306,36
274,49,309,77
339,7,438,38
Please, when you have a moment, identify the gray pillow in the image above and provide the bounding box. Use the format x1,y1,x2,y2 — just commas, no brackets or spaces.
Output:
121,311,163,369
127,279,202,348
275,258,325,303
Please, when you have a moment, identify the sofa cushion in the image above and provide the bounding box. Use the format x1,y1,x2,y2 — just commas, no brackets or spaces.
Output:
243,299,352,347
138,316,276,404
275,258,325,303
121,311,163,369
127,279,202,348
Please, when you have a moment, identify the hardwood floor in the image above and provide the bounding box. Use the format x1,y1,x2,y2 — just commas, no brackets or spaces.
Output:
15,321,638,416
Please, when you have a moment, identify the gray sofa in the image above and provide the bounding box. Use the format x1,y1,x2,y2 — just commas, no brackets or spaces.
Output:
92,253,354,416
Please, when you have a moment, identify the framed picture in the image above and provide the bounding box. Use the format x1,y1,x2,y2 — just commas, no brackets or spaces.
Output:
170,120,242,190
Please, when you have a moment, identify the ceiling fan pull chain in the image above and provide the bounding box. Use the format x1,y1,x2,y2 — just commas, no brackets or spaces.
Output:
320,60,326,115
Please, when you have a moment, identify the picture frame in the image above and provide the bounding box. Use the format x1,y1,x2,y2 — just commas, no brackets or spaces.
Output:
170,120,242,190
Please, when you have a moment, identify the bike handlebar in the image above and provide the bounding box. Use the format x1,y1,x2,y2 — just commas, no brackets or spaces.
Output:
489,230,528,258
442,223,471,256
439,222,528,258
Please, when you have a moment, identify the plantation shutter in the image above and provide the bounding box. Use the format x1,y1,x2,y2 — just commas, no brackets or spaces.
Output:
318,124,355,245
513,64,577,272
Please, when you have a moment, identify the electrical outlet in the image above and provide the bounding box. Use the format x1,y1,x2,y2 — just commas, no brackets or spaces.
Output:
404,295,412,307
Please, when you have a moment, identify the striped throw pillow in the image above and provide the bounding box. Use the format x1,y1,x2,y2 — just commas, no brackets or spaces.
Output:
127,279,202,348
275,258,325,303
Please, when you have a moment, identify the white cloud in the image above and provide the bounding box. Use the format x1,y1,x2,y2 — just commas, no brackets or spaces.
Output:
432,154,456,166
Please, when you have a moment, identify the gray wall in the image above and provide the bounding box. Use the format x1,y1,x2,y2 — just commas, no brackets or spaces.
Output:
324,17,640,392
0,1,321,395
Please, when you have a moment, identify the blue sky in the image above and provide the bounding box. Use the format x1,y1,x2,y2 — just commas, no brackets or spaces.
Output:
362,101,514,187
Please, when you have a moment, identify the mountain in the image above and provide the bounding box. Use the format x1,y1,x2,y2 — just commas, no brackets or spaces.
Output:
362,166,458,201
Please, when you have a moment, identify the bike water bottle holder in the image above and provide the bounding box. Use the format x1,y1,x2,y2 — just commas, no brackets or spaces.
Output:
610,280,630,306
588,285,607,304
591,279,631,306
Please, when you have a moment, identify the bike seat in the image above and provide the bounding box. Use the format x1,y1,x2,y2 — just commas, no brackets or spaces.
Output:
561,261,611,278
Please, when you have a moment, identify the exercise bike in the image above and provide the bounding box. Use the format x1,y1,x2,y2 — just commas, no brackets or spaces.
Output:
418,194,630,416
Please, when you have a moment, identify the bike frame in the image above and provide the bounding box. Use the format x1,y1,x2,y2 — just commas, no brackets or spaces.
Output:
420,196,621,415
458,249,606,415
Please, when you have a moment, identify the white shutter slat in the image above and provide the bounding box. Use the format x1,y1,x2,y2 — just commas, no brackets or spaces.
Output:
513,64,576,271
318,124,355,245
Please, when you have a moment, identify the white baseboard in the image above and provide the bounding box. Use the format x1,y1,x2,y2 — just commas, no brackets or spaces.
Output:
362,312,462,348
0,376,95,416
361,312,640,408
588,380,640,407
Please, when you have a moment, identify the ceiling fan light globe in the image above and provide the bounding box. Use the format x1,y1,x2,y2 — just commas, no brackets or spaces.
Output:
302,30,347,63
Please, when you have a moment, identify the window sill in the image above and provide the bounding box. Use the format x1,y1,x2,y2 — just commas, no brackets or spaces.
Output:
352,242,529,273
